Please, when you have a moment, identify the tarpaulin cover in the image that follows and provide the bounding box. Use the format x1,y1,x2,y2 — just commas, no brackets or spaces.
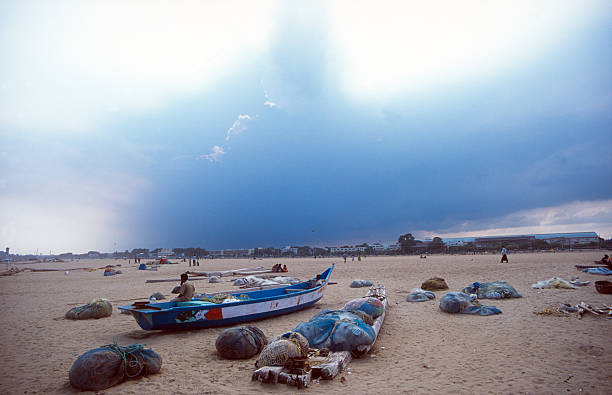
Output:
293,310,376,353
439,292,502,316
461,281,522,299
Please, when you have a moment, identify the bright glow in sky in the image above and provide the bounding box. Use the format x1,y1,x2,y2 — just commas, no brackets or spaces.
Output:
1,0,277,133
329,1,610,99
1,1,611,253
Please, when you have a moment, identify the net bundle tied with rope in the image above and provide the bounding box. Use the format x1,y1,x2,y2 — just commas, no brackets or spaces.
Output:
69,343,162,391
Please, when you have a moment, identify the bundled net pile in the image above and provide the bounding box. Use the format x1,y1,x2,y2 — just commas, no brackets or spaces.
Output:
233,276,300,287
293,310,376,356
349,279,373,288
406,288,436,302
255,293,386,370
531,277,576,289
198,294,248,304
150,292,165,300
65,298,112,320
343,297,385,318
216,326,268,359
255,332,310,368
439,292,501,316
69,343,162,391
421,277,449,291
462,281,522,299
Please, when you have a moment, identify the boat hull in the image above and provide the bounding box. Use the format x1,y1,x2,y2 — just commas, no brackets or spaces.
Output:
121,266,333,330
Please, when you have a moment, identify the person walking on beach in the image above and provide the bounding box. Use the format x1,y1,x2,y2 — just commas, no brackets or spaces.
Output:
172,273,195,302
500,246,509,263
343,254,347,263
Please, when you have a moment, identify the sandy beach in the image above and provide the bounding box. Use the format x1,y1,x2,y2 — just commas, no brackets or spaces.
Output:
0,251,610,394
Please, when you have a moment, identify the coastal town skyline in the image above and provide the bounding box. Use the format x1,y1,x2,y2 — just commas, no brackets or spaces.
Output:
3,231,605,257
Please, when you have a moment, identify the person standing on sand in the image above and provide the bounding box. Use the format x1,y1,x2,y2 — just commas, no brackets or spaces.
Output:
500,246,509,263
172,273,195,302
343,254,347,263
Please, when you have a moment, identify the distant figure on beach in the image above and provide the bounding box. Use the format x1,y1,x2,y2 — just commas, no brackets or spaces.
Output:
600,254,609,265
500,246,509,263
343,254,347,263
357,251,361,261
172,273,195,302
351,255,354,261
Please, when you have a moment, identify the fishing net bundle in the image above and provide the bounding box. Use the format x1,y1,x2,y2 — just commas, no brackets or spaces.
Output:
255,332,310,368
462,281,522,299
439,292,502,316
293,310,377,356
343,297,385,319
198,294,249,304
349,279,373,288
69,343,162,391
420,277,449,291
215,326,268,359
406,288,436,302
149,292,165,300
65,298,112,320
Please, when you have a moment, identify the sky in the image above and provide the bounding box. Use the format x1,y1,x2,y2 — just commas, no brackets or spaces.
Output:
1,0,612,254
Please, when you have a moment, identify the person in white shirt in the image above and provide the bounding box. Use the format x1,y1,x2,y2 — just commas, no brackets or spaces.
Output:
500,246,509,263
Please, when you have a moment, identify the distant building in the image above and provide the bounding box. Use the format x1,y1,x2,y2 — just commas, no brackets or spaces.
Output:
385,243,400,251
446,232,600,249
281,246,299,255
370,243,385,252
223,249,250,257
87,251,101,258
474,235,535,248
330,246,355,254
1,247,10,263
534,232,599,247
157,249,173,258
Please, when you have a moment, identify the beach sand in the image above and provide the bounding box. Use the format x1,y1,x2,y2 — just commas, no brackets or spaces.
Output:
0,251,610,394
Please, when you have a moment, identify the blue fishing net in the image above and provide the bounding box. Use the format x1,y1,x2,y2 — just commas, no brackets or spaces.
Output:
439,292,502,316
293,310,376,354
461,281,522,299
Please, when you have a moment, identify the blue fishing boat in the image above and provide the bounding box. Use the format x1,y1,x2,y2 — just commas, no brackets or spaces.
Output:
119,266,334,330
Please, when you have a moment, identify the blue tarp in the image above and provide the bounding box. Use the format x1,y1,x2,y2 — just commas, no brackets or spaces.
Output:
461,281,522,299
439,292,502,316
293,310,376,353
406,289,435,302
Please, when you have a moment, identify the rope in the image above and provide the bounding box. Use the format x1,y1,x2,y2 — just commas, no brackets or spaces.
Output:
284,332,308,356
102,343,146,378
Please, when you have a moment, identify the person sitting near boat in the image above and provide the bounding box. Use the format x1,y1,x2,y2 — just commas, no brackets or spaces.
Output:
172,273,195,302
272,264,284,273
600,254,609,265
307,274,324,288
281,264,288,272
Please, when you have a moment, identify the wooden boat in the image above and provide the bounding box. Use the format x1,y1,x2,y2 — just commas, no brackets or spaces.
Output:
119,266,333,330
